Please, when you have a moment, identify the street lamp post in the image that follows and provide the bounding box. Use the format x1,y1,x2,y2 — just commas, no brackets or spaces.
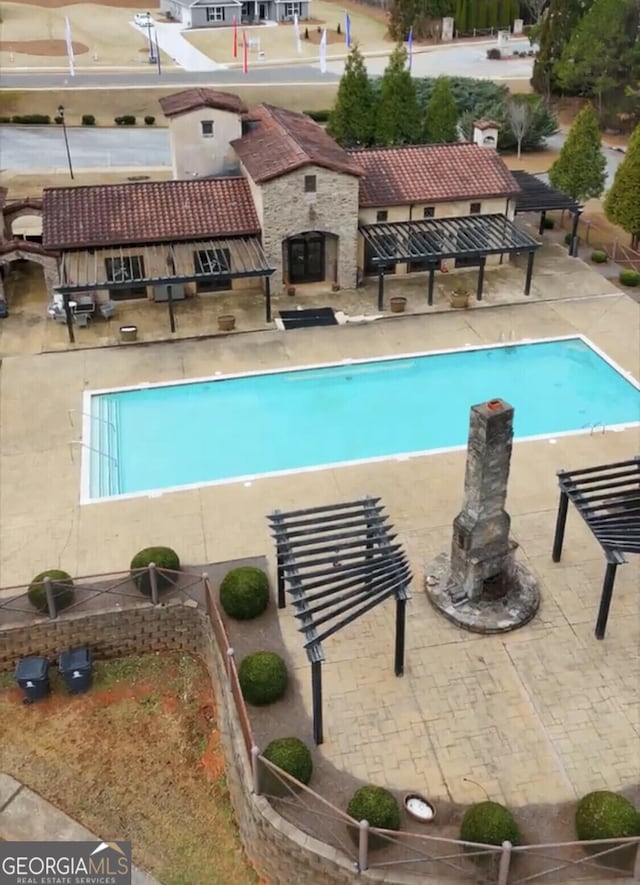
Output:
57,105,74,180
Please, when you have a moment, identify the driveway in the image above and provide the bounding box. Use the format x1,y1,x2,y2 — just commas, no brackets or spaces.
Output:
131,20,227,73
0,125,171,170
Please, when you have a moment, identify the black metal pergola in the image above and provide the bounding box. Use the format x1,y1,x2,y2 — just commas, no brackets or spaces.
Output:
552,457,640,639
269,498,412,745
359,213,541,310
55,235,275,343
512,170,583,257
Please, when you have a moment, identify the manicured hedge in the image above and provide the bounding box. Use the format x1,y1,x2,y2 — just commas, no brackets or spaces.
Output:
130,546,180,596
144,115,155,125
28,570,74,614
591,250,608,263
219,566,269,620
460,801,521,847
263,737,313,785
238,651,288,706
11,114,51,124
619,269,640,287
346,785,401,830
82,114,96,126
575,791,640,841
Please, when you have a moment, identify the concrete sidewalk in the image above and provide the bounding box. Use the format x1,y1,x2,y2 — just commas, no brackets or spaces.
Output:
0,774,159,884
130,21,227,72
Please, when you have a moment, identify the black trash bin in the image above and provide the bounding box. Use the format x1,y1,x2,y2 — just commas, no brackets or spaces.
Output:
58,647,93,694
15,656,50,704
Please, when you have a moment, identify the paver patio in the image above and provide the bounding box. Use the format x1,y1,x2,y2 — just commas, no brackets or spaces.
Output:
0,285,638,817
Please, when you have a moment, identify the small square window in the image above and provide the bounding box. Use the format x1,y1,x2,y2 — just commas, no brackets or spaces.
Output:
201,120,214,137
376,210,388,223
304,174,317,193
470,202,482,215
423,207,435,218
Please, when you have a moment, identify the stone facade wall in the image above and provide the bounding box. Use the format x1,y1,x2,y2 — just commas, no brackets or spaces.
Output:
0,601,204,669
168,107,243,179
258,166,360,291
0,247,59,303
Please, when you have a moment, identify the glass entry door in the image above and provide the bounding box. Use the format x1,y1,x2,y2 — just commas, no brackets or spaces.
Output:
288,233,325,284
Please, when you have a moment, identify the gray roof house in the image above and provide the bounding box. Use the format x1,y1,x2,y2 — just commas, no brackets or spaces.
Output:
160,0,310,27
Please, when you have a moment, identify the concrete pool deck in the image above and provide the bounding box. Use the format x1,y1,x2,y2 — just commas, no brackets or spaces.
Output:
1,293,639,813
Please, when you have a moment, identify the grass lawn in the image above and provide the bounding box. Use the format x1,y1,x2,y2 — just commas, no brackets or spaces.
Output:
0,653,257,885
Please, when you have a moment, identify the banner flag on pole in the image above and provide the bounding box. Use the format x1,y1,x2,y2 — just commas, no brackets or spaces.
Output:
232,17,238,59
319,27,328,74
293,13,302,55
345,12,351,48
242,30,248,74
65,16,75,77
407,26,413,71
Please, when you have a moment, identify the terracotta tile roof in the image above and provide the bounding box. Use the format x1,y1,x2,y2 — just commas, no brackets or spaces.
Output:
350,144,521,207
42,178,260,250
159,88,247,118
231,104,363,184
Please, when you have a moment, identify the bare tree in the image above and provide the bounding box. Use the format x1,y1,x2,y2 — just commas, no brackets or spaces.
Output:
507,100,533,159
522,0,548,22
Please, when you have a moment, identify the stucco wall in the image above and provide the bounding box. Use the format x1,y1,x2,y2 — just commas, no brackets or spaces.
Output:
358,197,515,275
168,107,242,179
257,166,360,290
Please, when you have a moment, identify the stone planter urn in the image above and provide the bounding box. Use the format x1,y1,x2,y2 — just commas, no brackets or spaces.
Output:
217,314,236,332
390,296,407,313
449,289,470,309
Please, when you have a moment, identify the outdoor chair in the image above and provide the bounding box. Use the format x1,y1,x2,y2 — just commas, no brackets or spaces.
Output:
99,301,116,320
74,312,90,328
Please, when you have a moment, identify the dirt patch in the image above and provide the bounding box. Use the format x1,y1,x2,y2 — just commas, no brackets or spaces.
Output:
304,28,344,46
0,653,257,885
10,0,151,6
0,39,88,55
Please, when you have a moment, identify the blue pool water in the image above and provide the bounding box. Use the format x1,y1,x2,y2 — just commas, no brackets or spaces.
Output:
87,337,640,500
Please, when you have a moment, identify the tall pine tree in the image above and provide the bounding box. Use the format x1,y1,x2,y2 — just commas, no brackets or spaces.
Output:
326,44,375,148
424,77,459,142
375,44,422,146
605,123,640,248
555,0,640,115
549,104,606,202
532,0,595,98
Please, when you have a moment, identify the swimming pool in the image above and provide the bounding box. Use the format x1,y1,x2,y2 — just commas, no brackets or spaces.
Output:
82,336,640,503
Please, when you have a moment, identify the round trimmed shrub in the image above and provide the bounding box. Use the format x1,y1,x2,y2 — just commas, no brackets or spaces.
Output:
619,269,640,287
144,115,155,125
82,114,96,126
575,791,640,841
564,232,581,246
347,785,401,831
263,737,313,785
591,250,608,263
239,651,288,705
130,546,180,596
219,566,269,620
542,217,555,230
460,801,521,846
28,570,74,614
487,47,502,60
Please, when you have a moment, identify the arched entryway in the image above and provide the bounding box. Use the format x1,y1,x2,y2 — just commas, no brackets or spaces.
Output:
0,243,59,307
283,231,338,286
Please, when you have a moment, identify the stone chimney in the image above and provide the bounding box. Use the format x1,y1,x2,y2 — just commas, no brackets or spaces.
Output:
449,398,514,602
473,119,499,149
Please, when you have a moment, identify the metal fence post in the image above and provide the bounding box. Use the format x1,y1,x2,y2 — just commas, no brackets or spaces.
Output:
43,577,57,620
227,647,235,679
148,562,159,604
497,840,512,885
358,819,369,872
251,745,261,795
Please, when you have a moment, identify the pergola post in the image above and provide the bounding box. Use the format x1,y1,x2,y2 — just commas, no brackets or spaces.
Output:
552,489,569,562
377,269,384,311
264,275,271,323
167,283,176,333
595,562,618,640
394,597,406,676
311,660,323,745
63,292,75,344
569,210,581,257
538,210,547,235
427,266,435,306
476,257,486,301
524,251,535,296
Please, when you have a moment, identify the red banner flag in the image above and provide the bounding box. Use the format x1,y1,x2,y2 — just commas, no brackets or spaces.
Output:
242,30,248,74
232,17,238,59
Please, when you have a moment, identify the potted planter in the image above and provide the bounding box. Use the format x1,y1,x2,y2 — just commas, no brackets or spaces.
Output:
119,324,138,342
286,285,296,297
331,282,340,292
404,793,436,823
389,296,407,313
449,288,470,309
217,314,236,332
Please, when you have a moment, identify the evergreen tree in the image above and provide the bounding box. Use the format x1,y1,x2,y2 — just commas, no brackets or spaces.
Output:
549,104,606,202
326,44,375,148
375,44,422,146
455,0,465,32
532,0,595,98
487,0,499,28
604,123,640,248
424,76,459,142
459,0,470,31
388,0,416,42
555,0,640,115
497,0,510,28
